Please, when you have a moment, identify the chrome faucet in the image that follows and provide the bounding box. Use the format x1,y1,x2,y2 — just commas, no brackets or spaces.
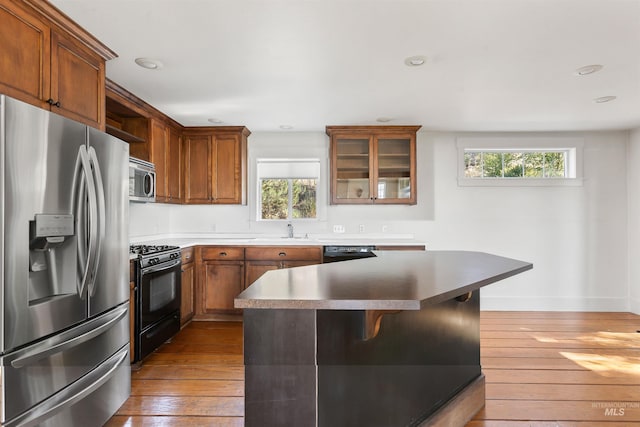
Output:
287,222,294,238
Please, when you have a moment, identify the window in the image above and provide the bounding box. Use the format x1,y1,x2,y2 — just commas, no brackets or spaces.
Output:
457,137,583,187
464,150,568,178
257,159,320,220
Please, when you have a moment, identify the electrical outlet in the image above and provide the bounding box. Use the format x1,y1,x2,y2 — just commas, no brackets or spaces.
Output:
359,224,365,233
382,225,388,233
333,225,345,233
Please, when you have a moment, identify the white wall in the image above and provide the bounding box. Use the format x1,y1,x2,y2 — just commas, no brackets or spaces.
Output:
628,129,640,314
130,129,632,312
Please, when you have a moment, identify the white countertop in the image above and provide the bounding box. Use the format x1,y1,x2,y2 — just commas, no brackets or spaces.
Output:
130,233,426,249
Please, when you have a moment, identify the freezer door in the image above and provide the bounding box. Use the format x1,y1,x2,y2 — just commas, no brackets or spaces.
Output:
1,95,87,352
86,128,129,317
0,303,129,425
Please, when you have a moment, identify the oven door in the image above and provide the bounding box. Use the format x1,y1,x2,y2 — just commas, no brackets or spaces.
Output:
138,258,181,331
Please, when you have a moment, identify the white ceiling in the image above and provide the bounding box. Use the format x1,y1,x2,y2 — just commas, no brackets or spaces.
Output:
51,0,640,132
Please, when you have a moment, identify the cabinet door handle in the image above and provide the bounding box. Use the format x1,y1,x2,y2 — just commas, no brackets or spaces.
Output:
219,252,227,257
46,98,61,107
278,252,286,257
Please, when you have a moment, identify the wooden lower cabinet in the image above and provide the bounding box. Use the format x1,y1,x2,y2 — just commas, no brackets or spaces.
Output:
245,246,323,288
202,262,244,314
180,247,195,326
195,246,246,317
193,245,322,318
245,260,320,288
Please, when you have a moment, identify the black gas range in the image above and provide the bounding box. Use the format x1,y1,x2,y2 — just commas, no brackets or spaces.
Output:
129,244,182,362
130,244,181,269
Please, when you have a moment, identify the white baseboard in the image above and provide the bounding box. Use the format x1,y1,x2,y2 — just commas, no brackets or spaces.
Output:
630,297,640,315
480,296,630,312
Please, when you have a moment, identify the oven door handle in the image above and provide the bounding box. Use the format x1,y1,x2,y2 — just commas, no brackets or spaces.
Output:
141,258,181,275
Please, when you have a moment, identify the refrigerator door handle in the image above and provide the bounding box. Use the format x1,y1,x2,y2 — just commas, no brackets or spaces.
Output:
87,146,106,297
10,304,128,368
4,345,129,427
71,145,98,298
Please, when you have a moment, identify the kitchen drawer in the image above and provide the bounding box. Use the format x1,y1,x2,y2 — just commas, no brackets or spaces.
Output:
181,247,195,264
245,246,322,261
200,246,245,261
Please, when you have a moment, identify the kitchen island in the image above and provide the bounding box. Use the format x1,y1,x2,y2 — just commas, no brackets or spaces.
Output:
235,250,532,427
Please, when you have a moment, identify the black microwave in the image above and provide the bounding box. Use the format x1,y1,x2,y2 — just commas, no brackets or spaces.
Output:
129,157,156,202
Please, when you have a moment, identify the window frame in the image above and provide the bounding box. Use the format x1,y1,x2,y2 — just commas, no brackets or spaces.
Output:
456,137,584,187
256,158,321,222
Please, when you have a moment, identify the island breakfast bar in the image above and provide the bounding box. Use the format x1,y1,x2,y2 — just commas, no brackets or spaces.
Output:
235,250,533,427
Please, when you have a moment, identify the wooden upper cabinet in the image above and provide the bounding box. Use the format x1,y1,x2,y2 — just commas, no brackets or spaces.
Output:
150,119,168,201
0,1,50,109
150,120,182,203
183,134,211,204
166,126,182,203
326,125,421,205
50,30,105,128
0,0,115,129
183,127,250,205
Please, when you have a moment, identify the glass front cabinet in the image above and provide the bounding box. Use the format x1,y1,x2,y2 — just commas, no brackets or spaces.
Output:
327,125,420,205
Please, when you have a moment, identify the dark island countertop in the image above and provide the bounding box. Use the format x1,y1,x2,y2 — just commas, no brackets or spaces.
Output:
235,250,532,311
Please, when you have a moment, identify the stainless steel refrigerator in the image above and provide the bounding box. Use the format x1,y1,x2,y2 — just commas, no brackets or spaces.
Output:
0,95,130,426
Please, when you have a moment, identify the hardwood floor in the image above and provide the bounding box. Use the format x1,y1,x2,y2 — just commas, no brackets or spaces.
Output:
106,312,640,426
106,322,244,427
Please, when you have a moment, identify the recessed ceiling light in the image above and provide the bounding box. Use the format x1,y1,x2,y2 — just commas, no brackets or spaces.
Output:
134,58,163,70
574,64,603,76
279,125,293,130
593,95,617,103
207,118,224,124
404,56,427,67
376,117,392,123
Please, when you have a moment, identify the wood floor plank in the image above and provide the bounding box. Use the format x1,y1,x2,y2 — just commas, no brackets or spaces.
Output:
481,357,588,370
480,311,640,320
482,346,640,358
480,330,640,340
486,383,640,401
142,353,244,366
481,336,640,349
132,365,244,381
467,422,639,427
105,415,244,427
116,396,244,417
154,343,243,354
480,320,639,330
476,400,640,422
483,368,640,385
131,379,243,397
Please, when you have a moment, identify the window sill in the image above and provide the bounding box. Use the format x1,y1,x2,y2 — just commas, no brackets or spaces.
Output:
457,177,584,187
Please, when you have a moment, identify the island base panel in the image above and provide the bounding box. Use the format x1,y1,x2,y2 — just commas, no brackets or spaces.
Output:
244,292,483,426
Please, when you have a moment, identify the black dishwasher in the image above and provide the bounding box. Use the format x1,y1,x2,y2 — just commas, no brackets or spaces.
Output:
322,245,377,263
